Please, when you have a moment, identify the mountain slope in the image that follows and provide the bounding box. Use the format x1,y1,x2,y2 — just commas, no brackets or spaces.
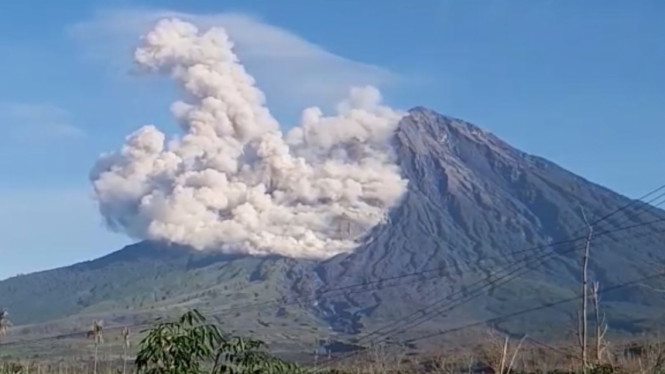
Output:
314,107,665,339
0,242,192,324
2,106,665,351
0,242,313,326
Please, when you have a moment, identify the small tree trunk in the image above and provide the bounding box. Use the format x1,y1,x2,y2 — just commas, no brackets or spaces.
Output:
93,342,98,374
593,284,601,363
121,326,130,374
580,208,594,373
592,281,608,365
507,336,526,374
122,343,128,374
313,341,319,369
581,234,589,372
499,336,509,374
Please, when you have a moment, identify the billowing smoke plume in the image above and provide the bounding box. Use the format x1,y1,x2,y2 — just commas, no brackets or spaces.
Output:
91,18,408,259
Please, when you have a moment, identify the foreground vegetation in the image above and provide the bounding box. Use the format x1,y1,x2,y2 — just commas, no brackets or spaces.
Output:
3,309,665,373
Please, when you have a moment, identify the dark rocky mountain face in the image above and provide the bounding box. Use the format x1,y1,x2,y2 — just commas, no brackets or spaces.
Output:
314,107,665,339
1,106,664,347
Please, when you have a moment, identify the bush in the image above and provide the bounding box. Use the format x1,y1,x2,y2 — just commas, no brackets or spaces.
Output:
135,309,310,374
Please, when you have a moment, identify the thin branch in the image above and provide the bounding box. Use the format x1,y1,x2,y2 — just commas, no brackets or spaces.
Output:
507,335,527,374
591,281,609,365
499,336,509,374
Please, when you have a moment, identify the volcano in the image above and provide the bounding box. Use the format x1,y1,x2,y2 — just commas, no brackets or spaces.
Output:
2,107,665,353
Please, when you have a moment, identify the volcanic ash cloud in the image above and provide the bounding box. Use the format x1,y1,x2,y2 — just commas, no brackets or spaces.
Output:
90,18,408,259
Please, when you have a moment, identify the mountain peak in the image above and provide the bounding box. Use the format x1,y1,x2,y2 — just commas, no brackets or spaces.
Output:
398,107,526,165
406,106,488,137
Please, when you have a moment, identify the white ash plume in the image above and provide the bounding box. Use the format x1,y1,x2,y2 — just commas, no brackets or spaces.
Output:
91,18,408,259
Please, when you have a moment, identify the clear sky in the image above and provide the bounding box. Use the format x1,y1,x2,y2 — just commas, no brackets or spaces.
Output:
0,0,663,279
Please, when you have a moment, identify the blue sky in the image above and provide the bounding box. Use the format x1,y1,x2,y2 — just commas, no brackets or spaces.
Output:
0,0,663,279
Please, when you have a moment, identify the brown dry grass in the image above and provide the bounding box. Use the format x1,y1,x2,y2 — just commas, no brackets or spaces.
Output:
320,333,665,374
5,333,665,373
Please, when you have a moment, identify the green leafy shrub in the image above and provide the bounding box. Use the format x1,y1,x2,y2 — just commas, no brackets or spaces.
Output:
135,309,311,374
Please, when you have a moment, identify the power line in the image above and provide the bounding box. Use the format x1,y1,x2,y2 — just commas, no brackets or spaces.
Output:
587,186,665,229
196,183,665,318
5,219,661,349
321,184,665,365
362,188,665,339
407,269,665,344
4,183,665,351
372,227,665,351
153,183,665,322
319,228,665,367
354,216,665,346
323,269,665,365
197,194,665,319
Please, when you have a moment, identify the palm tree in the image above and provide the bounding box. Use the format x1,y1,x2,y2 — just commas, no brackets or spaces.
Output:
87,320,104,374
